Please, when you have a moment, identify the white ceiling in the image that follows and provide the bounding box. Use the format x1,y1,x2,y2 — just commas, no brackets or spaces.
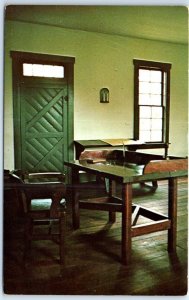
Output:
5,5,188,44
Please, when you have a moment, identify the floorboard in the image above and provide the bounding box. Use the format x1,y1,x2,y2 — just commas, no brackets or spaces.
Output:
3,178,188,295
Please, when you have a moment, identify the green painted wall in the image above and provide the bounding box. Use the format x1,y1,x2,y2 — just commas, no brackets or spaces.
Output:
4,20,188,169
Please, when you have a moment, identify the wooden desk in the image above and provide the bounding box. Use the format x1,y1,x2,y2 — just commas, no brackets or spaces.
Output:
65,159,187,265
74,139,169,159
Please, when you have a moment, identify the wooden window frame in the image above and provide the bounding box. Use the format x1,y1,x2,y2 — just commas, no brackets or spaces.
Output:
133,59,171,145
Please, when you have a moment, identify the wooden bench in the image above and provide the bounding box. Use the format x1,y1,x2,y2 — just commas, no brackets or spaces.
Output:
79,149,165,189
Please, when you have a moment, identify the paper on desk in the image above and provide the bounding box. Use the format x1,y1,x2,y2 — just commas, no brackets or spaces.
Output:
101,139,143,146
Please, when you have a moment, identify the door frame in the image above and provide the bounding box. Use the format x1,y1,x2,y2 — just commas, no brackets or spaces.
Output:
11,51,75,171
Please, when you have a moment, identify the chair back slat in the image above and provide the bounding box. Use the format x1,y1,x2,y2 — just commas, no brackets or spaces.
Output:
79,150,112,160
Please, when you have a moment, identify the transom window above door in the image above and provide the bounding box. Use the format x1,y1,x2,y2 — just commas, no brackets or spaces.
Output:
133,59,171,144
23,63,64,78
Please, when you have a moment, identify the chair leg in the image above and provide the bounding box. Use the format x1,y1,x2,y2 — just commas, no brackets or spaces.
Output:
48,220,53,235
109,212,116,223
24,213,66,266
59,211,66,265
24,217,32,262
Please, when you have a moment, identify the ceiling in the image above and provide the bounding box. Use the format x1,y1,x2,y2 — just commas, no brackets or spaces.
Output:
5,5,188,44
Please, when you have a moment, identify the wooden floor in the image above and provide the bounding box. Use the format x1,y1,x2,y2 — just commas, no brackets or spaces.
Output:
3,178,188,295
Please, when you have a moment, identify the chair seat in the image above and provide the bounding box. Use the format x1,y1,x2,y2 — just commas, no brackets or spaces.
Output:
31,198,66,210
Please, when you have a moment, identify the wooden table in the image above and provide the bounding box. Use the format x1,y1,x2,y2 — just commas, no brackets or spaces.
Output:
74,139,169,159
65,159,187,264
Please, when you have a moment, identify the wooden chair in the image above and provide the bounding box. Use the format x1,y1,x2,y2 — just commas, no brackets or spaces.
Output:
10,170,67,265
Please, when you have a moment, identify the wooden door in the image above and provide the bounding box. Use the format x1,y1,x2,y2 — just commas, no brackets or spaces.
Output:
11,51,75,173
20,80,67,172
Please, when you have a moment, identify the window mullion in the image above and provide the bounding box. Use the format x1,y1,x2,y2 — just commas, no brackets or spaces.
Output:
134,59,171,144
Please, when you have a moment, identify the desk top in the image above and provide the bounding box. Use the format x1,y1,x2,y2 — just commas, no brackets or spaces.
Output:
74,139,168,148
65,160,187,184
75,139,144,147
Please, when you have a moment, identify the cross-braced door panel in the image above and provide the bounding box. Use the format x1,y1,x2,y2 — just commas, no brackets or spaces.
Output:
21,84,67,172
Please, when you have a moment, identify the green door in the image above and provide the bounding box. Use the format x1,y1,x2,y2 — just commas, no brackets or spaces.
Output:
20,80,68,172
11,51,75,173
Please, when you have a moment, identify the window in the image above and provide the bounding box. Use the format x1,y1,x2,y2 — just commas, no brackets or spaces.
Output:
133,60,171,143
23,63,64,78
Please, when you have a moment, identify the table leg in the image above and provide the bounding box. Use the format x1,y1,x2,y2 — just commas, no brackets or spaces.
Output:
122,183,132,265
168,177,177,253
109,180,116,223
152,180,158,189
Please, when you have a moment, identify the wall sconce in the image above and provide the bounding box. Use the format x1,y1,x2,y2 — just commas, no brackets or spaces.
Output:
100,88,109,103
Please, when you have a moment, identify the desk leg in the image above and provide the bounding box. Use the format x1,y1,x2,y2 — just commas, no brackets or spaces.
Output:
109,180,116,223
168,178,177,253
71,169,80,229
122,183,132,265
